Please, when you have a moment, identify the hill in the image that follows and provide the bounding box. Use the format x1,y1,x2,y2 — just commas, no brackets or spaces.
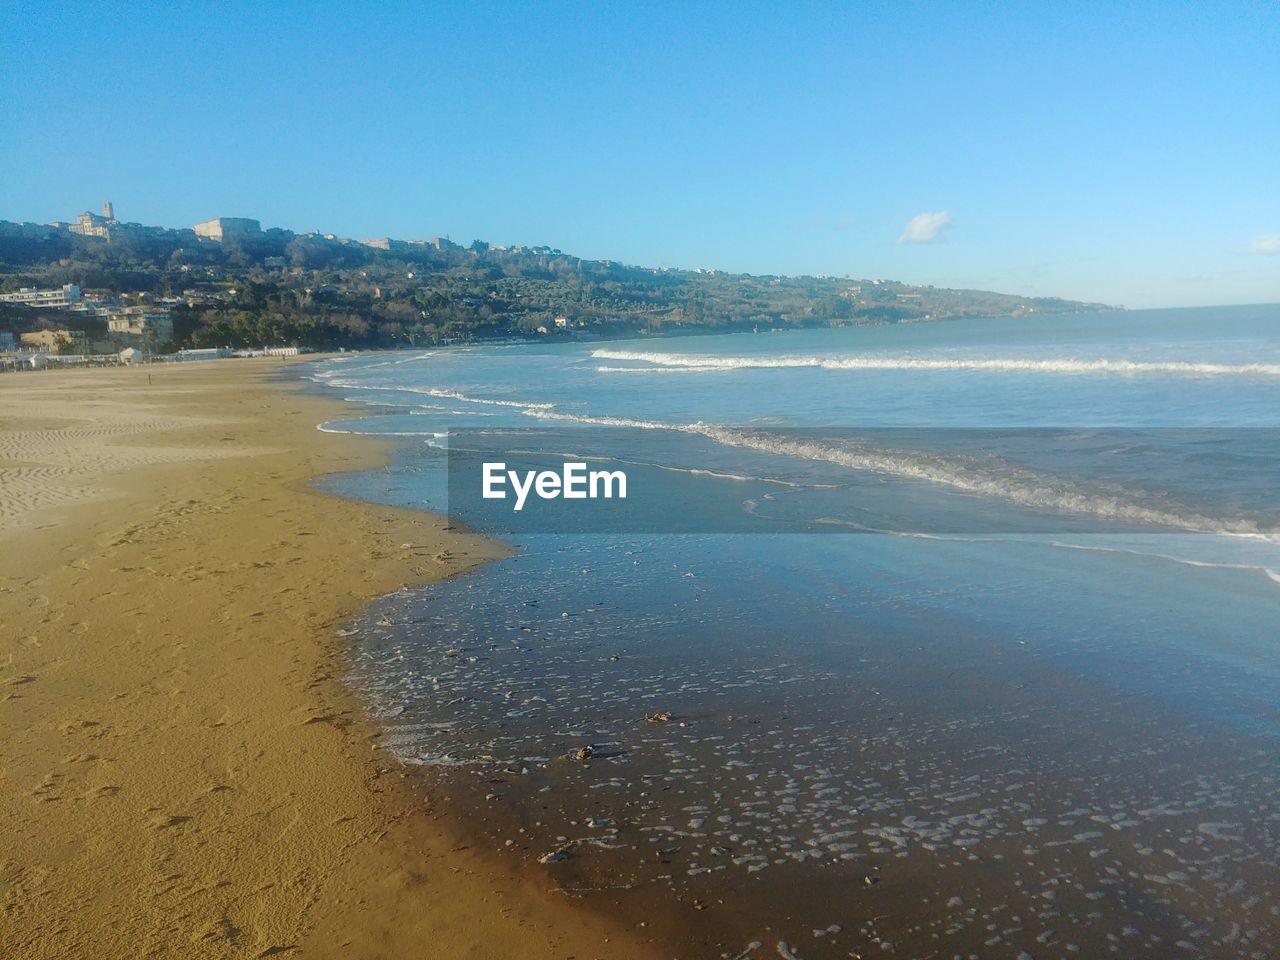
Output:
0,214,1113,351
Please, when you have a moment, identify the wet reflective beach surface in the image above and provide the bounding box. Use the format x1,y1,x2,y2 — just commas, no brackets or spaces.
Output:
339,532,1279,959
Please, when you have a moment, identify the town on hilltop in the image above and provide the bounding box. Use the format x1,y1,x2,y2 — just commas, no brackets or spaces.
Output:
0,202,1112,367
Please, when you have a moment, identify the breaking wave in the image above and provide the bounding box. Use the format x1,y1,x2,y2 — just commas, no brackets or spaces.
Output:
592,349,1280,378
320,379,556,409
526,409,1275,536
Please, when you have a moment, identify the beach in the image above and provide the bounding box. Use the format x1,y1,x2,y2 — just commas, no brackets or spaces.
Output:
0,360,660,959
4,316,1279,960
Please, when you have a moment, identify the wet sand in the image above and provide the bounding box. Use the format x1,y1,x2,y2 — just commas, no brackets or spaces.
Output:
0,360,664,959
343,535,1280,960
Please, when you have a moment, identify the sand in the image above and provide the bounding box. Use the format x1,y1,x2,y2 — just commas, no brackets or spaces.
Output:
0,360,660,959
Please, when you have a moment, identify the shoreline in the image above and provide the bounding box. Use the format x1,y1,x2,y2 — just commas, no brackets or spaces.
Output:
0,359,661,959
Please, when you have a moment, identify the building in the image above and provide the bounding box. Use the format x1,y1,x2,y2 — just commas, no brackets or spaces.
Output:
105,306,173,343
69,208,116,239
193,217,262,241
0,332,16,351
0,284,83,308
1,284,175,346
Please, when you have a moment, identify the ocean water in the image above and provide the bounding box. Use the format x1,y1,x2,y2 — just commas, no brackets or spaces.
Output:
311,305,1280,959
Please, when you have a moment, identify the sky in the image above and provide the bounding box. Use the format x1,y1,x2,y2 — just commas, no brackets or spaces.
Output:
2,1,1278,308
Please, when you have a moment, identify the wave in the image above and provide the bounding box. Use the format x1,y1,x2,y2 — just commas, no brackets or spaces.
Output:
320,379,556,409
317,422,448,439
1041,539,1280,586
818,530,1280,587
591,349,1280,378
594,364,729,374
314,372,1276,537
525,409,1274,535
694,427,1275,537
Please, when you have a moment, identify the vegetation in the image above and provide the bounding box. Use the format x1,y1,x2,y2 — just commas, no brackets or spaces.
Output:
0,221,1112,351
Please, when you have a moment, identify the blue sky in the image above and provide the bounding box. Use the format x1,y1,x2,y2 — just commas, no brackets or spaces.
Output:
2,1,1277,307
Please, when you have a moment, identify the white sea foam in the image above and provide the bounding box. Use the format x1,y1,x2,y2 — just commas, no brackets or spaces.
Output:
317,422,442,438
592,348,1280,378
525,409,671,430
322,376,1269,542
694,427,1272,536
864,532,1280,587
1042,540,1280,586
321,379,556,409
526,409,1272,535
594,364,729,374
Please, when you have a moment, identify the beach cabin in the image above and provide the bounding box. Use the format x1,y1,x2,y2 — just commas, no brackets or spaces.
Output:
28,353,48,369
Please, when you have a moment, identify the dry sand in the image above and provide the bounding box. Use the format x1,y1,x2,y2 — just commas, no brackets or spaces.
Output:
0,360,660,959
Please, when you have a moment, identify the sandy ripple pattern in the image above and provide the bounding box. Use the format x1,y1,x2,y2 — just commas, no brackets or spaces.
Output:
0,376,265,534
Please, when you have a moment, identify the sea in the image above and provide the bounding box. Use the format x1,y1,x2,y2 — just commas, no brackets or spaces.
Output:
308,304,1280,960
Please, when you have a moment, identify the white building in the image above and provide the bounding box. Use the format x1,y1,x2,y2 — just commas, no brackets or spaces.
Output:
0,284,83,308
193,217,262,241
69,211,114,239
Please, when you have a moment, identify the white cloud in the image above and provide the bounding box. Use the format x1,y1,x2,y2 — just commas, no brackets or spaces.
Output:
897,210,952,244
1242,233,1280,254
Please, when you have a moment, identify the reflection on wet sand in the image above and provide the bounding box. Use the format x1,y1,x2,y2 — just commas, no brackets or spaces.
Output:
348,538,1280,960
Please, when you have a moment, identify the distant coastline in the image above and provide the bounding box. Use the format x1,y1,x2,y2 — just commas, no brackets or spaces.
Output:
1,206,1114,359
